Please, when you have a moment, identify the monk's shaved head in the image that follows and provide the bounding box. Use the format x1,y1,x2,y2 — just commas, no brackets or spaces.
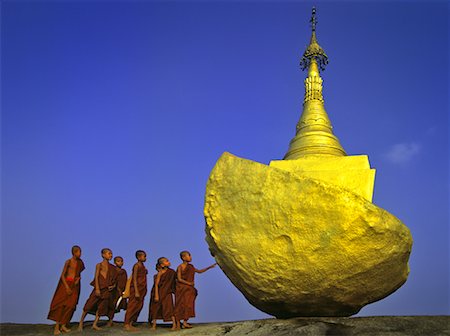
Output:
135,250,146,259
114,256,123,262
101,248,112,255
157,257,168,265
71,245,81,255
180,251,190,259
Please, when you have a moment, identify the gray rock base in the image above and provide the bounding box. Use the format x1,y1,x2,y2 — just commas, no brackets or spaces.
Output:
1,316,449,336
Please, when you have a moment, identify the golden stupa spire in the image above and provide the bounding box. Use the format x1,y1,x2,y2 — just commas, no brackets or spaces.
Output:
284,7,346,159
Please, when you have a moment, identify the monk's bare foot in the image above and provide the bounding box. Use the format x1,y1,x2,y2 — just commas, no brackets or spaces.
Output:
92,325,102,331
60,325,71,332
53,325,61,335
183,323,193,329
171,325,179,331
77,324,83,332
124,324,139,332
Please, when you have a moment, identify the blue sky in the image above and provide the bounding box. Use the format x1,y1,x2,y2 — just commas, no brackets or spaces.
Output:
1,1,448,323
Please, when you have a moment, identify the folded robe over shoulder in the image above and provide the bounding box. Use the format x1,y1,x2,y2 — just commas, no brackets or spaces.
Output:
108,267,128,319
83,263,117,317
148,273,158,322
149,268,176,322
124,262,147,324
48,258,85,324
174,264,198,320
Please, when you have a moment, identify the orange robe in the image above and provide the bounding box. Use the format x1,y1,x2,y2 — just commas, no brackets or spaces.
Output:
83,263,117,317
148,274,158,322
108,267,128,319
124,262,147,324
174,264,197,320
48,258,85,324
149,268,176,322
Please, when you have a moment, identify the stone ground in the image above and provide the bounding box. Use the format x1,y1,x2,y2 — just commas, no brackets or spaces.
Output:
1,316,449,336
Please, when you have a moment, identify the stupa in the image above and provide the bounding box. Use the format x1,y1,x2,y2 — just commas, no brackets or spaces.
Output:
204,7,412,317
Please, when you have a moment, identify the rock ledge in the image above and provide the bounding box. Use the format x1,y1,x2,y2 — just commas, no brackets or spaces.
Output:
1,316,449,336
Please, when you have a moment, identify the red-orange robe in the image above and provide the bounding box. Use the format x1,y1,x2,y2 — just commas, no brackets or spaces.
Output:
48,258,85,325
108,267,128,319
83,263,117,317
149,268,176,322
124,262,147,324
148,274,158,322
174,264,198,320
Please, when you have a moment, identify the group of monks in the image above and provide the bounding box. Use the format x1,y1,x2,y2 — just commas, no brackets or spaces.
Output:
47,245,216,335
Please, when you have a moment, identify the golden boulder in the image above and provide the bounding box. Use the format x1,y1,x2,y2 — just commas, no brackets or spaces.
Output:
204,152,412,317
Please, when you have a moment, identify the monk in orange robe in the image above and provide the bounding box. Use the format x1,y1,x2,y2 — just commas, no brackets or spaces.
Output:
174,251,216,329
149,257,176,330
148,263,162,325
78,248,117,331
124,250,148,331
48,245,85,335
108,256,128,322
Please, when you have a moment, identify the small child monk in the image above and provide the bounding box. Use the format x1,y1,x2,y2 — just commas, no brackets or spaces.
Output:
148,257,177,330
148,263,162,327
124,250,148,331
78,248,117,331
48,245,85,335
174,251,216,329
108,256,128,323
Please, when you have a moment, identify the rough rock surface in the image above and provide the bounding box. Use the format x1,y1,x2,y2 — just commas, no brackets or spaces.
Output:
204,153,412,317
1,316,448,335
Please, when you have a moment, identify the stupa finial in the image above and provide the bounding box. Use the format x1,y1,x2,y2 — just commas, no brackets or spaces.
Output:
300,7,329,71
310,6,317,32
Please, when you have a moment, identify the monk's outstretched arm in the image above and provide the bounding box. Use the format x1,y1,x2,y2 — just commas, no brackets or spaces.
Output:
133,264,140,298
177,266,194,286
195,263,217,274
60,260,71,294
94,264,101,296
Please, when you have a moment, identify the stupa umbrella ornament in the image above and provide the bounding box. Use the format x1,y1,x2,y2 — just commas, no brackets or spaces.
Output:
300,6,329,71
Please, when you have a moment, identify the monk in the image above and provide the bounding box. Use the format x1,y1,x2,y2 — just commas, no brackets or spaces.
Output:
148,257,177,330
48,245,85,335
108,256,128,323
78,248,117,331
174,251,216,329
148,262,162,326
124,250,148,331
